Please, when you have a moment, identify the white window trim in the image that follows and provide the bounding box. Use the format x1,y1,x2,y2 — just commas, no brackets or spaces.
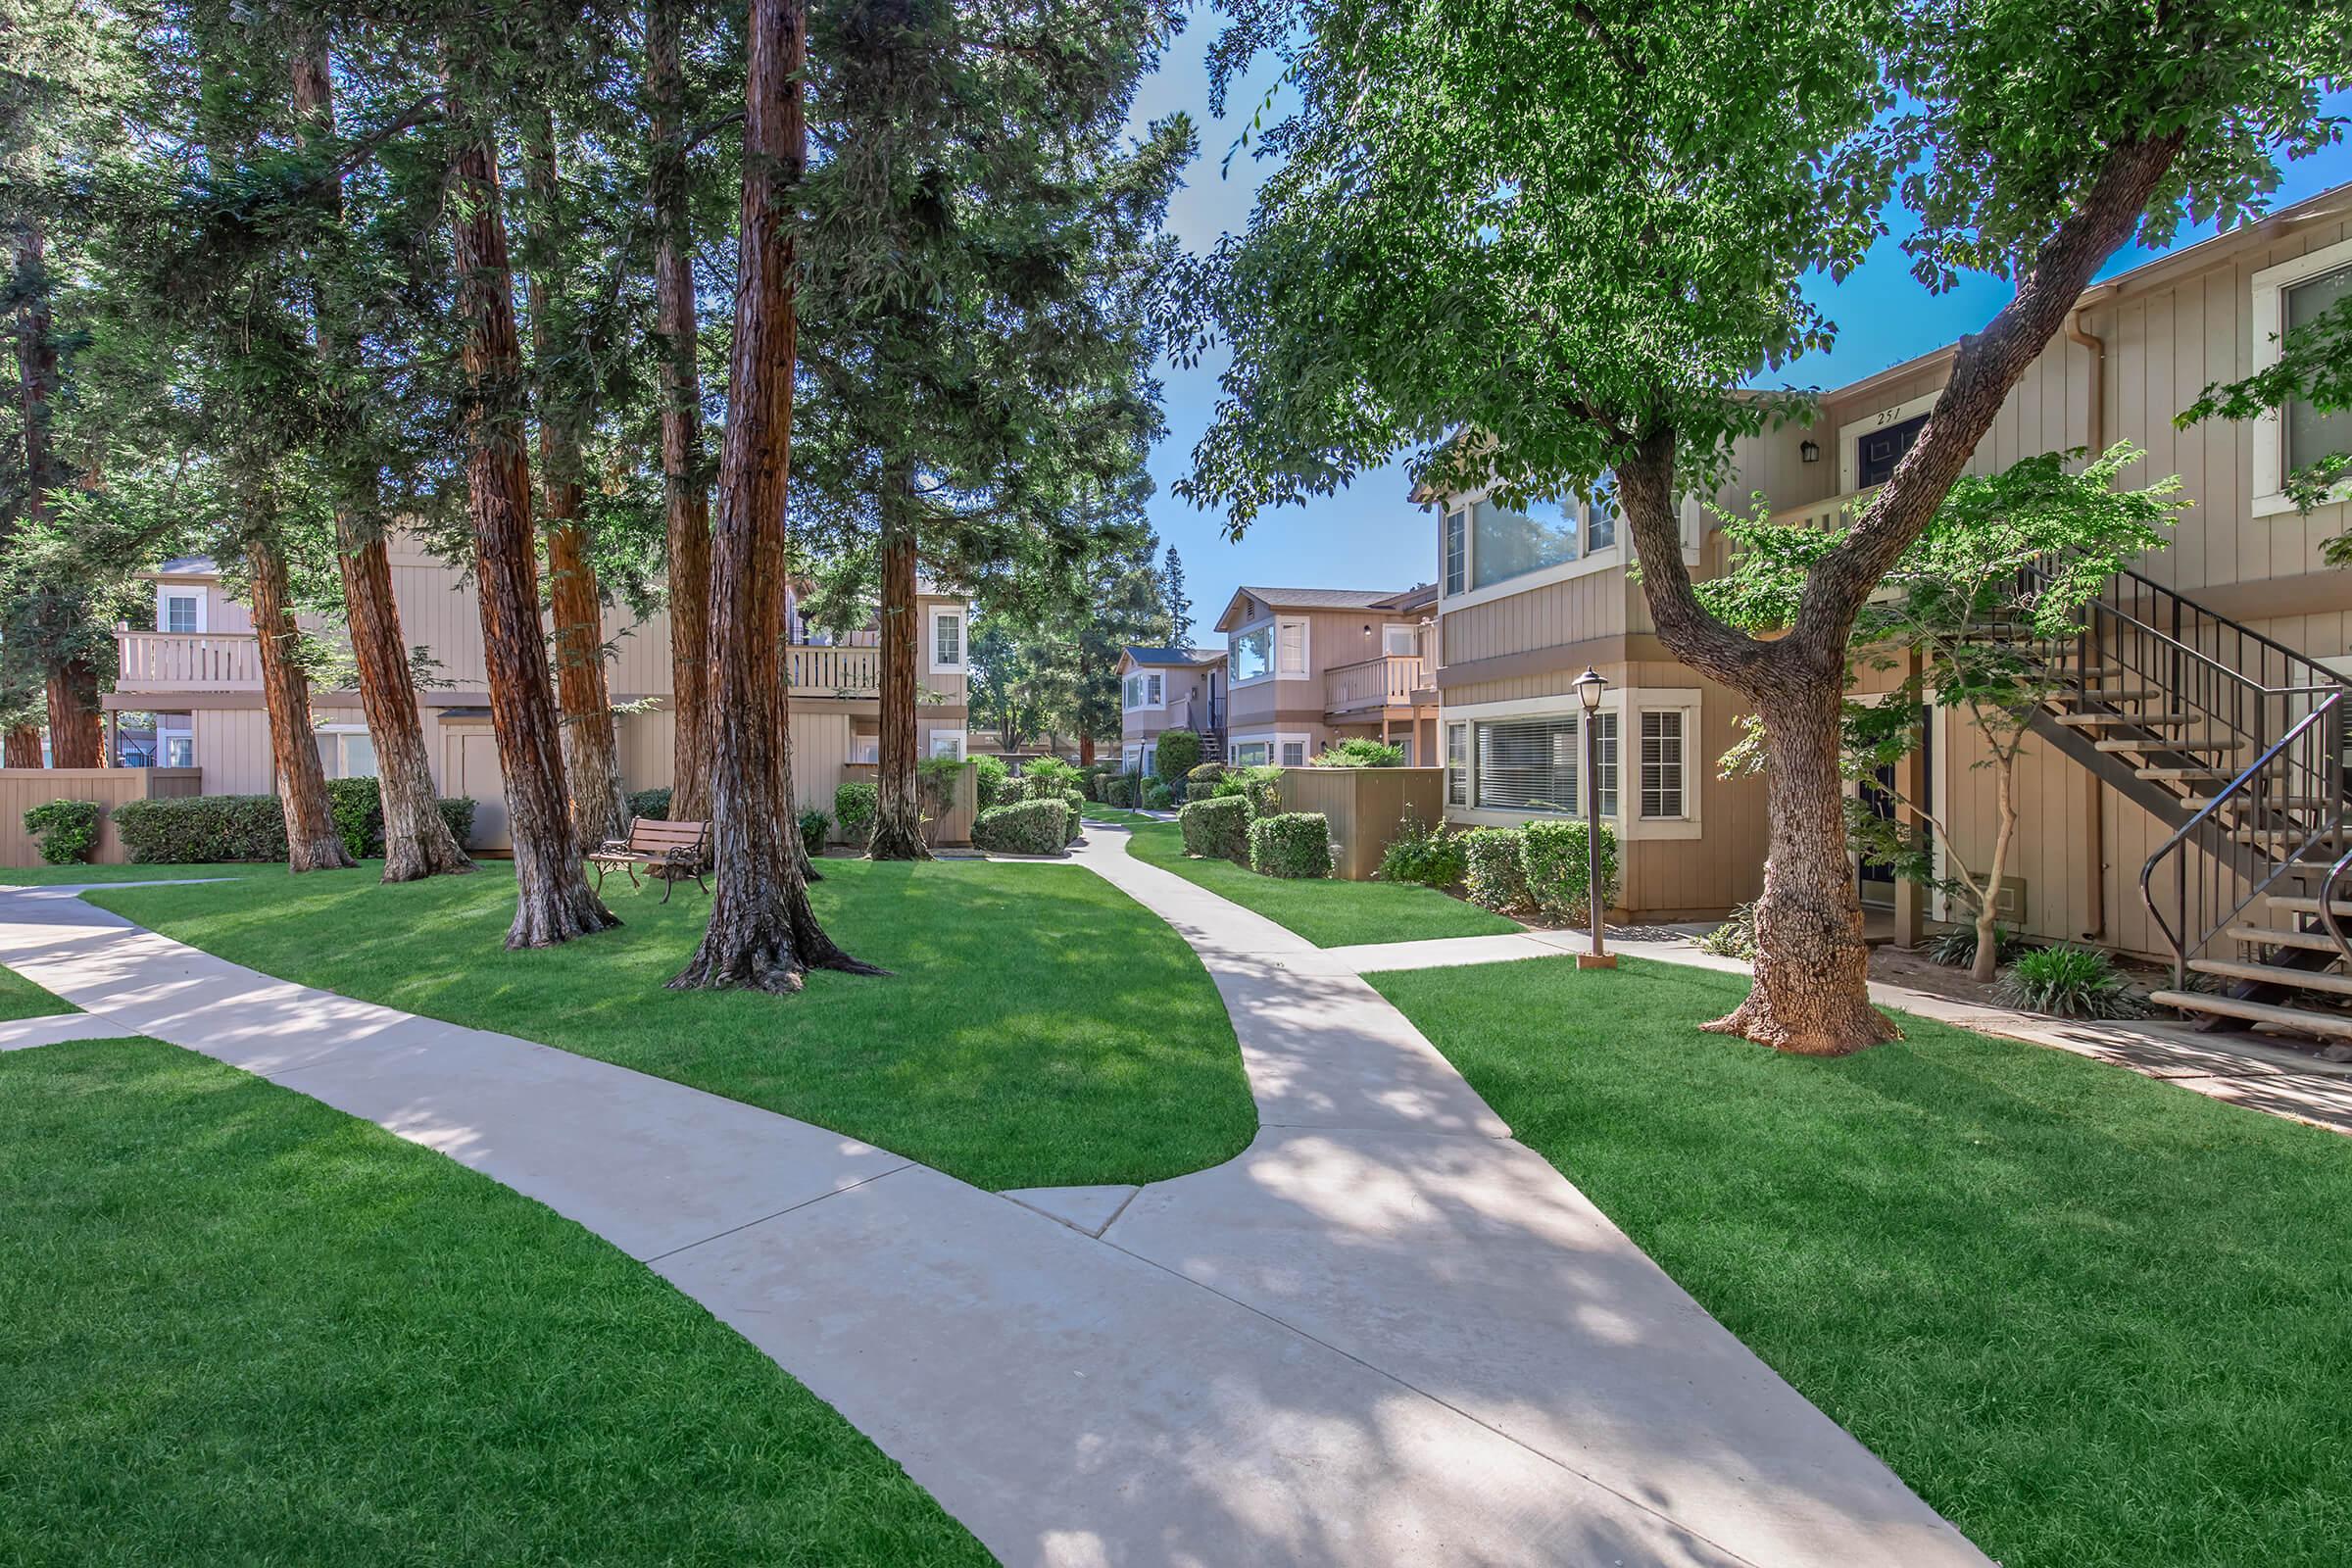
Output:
1837,391,1940,495
1227,730,1315,766
1441,688,1702,839
1123,669,1165,712
1381,622,1418,658
314,721,376,781
1229,617,1310,687
156,585,207,634
1434,483,1701,613
2251,235,2352,518
925,604,968,673
928,729,966,760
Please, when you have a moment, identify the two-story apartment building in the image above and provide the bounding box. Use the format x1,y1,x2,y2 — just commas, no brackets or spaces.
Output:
1212,584,1443,767
1424,181,2352,1004
1116,646,1225,776
108,543,974,849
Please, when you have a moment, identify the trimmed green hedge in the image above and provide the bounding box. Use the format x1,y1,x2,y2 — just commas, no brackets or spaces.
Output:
1142,779,1175,810
1461,827,1531,913
1311,737,1404,767
113,791,475,864
1154,729,1201,785
1211,764,1283,816
22,799,100,865
1249,811,1333,879
1523,818,1619,920
1057,788,1087,843
974,754,1010,808
1178,796,1250,863
972,798,1067,856
1183,780,1215,803
1100,775,1137,808
1186,761,1225,786
627,787,673,820
834,781,877,844
1375,809,1466,888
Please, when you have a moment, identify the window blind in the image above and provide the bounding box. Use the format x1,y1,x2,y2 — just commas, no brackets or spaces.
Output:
1476,717,1578,812
1640,710,1686,818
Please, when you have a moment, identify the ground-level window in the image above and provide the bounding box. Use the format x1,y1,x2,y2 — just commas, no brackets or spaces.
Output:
1639,710,1687,818
1232,740,1270,766
1446,722,1467,806
1281,741,1304,766
316,726,377,780
1475,715,1579,813
928,730,965,761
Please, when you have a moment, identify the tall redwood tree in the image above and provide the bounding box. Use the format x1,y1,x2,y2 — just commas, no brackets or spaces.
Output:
243,536,356,870
670,0,875,992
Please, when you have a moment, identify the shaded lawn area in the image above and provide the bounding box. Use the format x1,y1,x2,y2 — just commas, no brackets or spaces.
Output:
0,861,254,885
1370,955,2352,1568
1077,805,1166,827
0,1038,989,1567
0,963,74,1022
1121,820,1519,948
89,858,1252,1192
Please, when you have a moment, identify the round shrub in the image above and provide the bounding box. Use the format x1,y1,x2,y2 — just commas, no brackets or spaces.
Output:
1184,780,1215,803
1058,787,1087,843
1101,774,1137,808
1311,737,1404,767
1211,764,1283,817
22,799,101,865
834,780,877,843
627,786,673,820
973,754,1011,808
972,798,1068,856
1154,729,1201,784
1461,827,1530,913
1024,757,1084,794
1522,819,1620,921
1186,761,1225,785
797,808,831,849
1249,811,1333,878
1179,796,1251,863
1375,808,1466,888
1142,779,1175,810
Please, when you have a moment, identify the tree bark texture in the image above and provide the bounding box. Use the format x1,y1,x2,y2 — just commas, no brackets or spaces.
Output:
293,34,472,883
671,0,876,992
521,115,631,854
13,218,99,771
3,727,41,767
246,538,358,871
1619,132,2186,1054
42,662,101,768
868,494,930,860
445,82,617,948
649,0,714,824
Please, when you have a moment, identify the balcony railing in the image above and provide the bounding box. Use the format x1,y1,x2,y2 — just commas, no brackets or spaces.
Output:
115,631,263,692
1325,653,1426,714
786,642,881,696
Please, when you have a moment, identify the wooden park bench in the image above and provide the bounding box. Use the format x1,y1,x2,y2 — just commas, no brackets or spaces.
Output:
588,817,710,903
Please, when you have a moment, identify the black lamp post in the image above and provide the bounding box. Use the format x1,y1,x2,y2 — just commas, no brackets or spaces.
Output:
1574,666,1615,970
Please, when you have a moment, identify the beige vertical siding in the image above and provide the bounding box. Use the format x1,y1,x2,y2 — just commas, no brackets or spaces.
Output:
1277,766,1446,881
0,767,202,866
192,709,276,794
1441,566,1626,664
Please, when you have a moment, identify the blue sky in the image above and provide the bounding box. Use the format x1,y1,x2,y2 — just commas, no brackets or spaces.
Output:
1128,22,2352,638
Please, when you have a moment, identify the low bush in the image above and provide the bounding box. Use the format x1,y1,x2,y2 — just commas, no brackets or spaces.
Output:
1249,811,1333,879
1154,729,1201,785
972,798,1067,856
1186,761,1225,786
797,808,831,849
1311,737,1404,767
1211,763,1283,817
1179,796,1251,863
2000,944,2150,1019
1101,774,1137,808
113,791,473,863
22,799,101,865
1184,780,1216,803
1024,757,1084,794
1922,920,2027,971
627,786,672,820
1522,818,1620,922
973,753,1010,808
833,781,877,843
1461,827,1531,913
1694,901,1760,960
1142,779,1175,809
1375,808,1466,888
916,756,966,814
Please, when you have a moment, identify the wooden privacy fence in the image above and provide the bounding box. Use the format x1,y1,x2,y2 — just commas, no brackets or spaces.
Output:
0,768,204,867
838,759,977,848
1276,765,1446,881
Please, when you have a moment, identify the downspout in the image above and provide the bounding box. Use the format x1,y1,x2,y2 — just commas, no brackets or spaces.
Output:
2067,285,2116,940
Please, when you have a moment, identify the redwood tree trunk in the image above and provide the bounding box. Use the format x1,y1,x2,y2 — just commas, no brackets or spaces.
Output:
445,74,616,948
293,34,471,883
247,538,357,871
42,662,101,768
671,0,875,992
649,0,714,823
522,114,630,854
3,727,40,767
868,496,930,859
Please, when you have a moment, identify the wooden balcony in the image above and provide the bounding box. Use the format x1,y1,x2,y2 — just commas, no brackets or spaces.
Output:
1325,653,1428,716
786,642,881,696
115,631,263,692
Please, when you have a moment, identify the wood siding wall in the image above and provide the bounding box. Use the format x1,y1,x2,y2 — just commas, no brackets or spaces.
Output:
0,768,203,866
1277,765,1446,881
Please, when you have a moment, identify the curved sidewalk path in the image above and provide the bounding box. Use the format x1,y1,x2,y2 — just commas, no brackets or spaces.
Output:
0,852,1984,1568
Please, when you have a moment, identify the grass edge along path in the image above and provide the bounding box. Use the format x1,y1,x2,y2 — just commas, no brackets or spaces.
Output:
1370,953,2352,1568
87,858,1254,1193
0,1036,990,1567
1120,819,1519,949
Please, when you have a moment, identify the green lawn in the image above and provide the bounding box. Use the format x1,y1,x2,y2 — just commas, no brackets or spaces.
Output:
0,1037,988,1566
1370,955,2352,1568
0,964,74,1022
1120,820,1519,948
88,858,1253,1192
1077,804,1166,827
0,861,256,885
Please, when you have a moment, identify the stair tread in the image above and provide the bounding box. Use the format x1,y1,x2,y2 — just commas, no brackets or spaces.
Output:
2137,765,2235,779
2267,895,2352,917
2151,990,2352,1039
2093,736,2243,752
2227,923,2345,952
2052,711,2196,727
2190,956,2352,996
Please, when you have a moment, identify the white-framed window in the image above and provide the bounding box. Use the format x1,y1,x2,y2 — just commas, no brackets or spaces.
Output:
316,723,377,780
160,714,194,768
1124,670,1162,710
1281,741,1305,766
1470,497,1580,590
1231,618,1308,684
157,588,205,634
1443,510,1467,595
1475,715,1581,813
1446,721,1468,806
1232,740,1270,766
1638,709,1689,819
1382,623,1417,658
928,730,966,760
926,605,966,672
2250,238,2352,514
1436,476,1663,611
1277,618,1308,676
1592,710,1620,818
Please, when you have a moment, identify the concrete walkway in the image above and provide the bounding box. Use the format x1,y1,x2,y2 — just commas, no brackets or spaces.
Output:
0,861,1986,1567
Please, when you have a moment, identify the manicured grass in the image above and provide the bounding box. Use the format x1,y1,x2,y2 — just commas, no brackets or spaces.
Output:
90,858,1252,1191
1370,955,2352,1568
1077,805,1166,827
0,861,256,885
1121,820,1519,948
0,1037,989,1566
0,964,74,1021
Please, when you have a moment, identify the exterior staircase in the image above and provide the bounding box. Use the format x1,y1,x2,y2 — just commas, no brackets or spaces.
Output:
2002,561,2352,1043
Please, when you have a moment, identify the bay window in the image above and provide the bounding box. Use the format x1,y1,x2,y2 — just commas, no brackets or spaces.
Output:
1231,624,1271,682
1474,716,1579,813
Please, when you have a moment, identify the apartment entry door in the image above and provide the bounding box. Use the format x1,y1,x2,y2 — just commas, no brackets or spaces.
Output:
1857,706,1931,908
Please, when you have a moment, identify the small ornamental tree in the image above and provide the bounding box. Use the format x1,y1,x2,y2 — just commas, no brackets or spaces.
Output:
1182,0,2344,1054
1705,445,2182,981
